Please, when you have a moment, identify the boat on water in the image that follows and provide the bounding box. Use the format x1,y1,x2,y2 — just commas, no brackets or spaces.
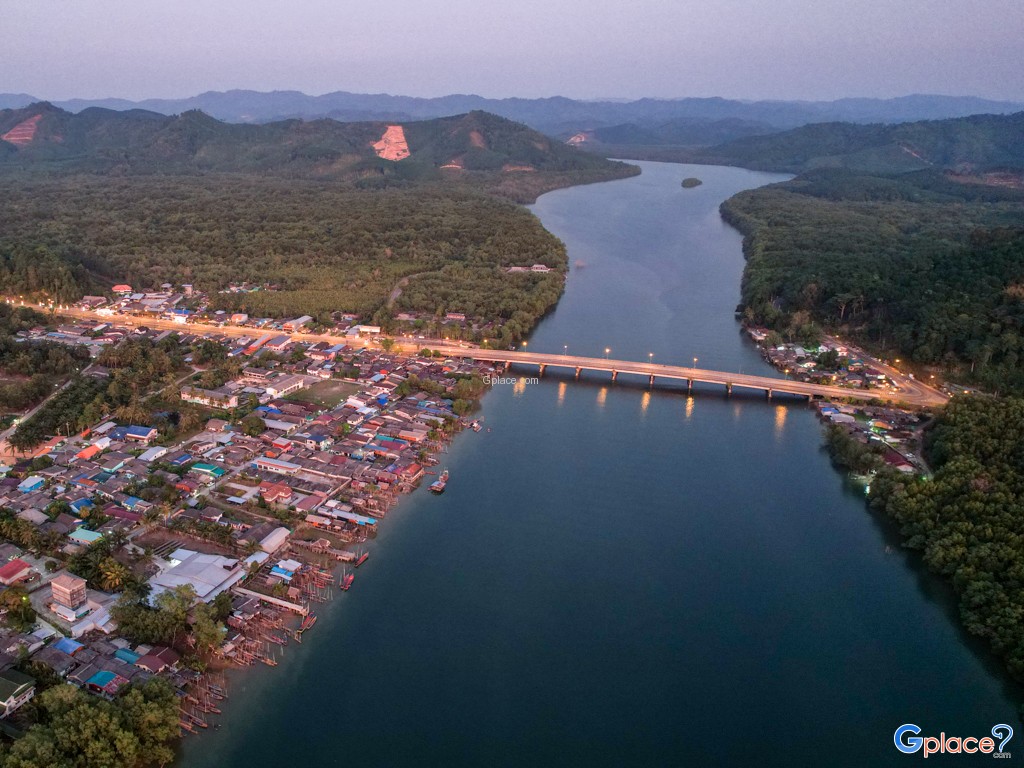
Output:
340,572,354,591
430,469,450,494
471,420,482,432
354,551,369,568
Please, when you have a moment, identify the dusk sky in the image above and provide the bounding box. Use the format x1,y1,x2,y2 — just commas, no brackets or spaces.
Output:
5,0,1024,102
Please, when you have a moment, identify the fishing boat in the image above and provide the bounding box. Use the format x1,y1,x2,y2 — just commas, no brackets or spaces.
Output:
340,572,354,591
354,551,369,568
430,469,449,494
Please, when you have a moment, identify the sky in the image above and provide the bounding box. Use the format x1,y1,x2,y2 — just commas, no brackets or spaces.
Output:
4,0,1024,102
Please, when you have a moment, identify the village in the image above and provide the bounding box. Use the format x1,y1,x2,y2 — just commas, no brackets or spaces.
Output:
0,287,942,736
0,298,498,734
746,326,935,476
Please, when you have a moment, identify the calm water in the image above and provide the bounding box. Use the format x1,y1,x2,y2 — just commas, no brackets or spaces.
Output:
183,162,1019,767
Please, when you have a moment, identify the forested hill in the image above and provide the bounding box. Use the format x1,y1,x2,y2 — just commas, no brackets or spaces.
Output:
0,102,632,192
692,111,1024,174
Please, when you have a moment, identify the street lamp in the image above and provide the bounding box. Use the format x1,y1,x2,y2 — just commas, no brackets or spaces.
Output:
564,345,568,356
604,347,610,359
693,356,698,367
648,352,654,364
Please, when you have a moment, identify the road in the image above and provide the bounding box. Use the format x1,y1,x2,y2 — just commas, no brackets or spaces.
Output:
10,300,948,408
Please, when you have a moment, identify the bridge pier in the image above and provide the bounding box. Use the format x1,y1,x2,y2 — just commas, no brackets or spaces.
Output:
504,361,511,371
726,382,733,395
767,388,772,400
575,367,582,380
538,364,546,376
649,374,655,387
611,370,618,382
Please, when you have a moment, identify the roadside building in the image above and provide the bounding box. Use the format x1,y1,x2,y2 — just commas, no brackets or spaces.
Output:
0,670,35,718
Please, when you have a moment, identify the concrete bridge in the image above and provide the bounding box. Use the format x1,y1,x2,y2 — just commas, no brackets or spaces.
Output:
423,347,948,407
11,301,946,408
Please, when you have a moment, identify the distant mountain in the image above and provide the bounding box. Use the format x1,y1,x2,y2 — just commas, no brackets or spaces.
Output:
10,89,1023,141
0,93,39,110
0,103,627,185
690,111,1024,173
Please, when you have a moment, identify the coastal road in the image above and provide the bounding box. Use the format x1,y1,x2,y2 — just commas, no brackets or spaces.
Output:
11,300,948,408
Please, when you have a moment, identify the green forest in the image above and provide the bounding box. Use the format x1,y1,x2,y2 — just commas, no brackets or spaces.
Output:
0,305,89,412
0,103,638,339
723,168,1024,391
0,174,572,336
0,677,179,768
9,336,192,449
871,396,1024,683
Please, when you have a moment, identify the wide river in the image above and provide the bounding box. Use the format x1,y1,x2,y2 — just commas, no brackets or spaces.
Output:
183,162,1019,767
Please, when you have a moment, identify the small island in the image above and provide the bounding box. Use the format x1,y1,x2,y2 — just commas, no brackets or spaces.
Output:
681,177,703,188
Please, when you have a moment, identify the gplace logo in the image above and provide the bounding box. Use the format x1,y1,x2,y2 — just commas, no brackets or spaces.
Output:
895,723,1014,759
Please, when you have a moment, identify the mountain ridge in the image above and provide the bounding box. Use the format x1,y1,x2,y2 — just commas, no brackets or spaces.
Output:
2,90,1021,143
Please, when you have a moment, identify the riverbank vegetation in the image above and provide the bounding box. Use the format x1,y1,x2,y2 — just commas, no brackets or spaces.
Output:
870,396,1024,683
0,677,179,768
0,175,571,339
723,168,1024,392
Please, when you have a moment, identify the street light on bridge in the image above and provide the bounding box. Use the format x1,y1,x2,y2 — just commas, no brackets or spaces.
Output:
605,348,610,359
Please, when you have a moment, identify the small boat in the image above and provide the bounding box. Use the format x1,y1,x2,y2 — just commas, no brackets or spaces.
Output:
354,551,369,568
471,421,482,432
340,572,354,591
430,469,449,494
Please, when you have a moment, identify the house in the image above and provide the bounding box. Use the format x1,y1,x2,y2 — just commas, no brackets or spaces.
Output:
253,457,301,475
69,529,104,547
149,549,246,604
51,573,89,620
112,284,133,294
265,335,292,352
180,386,239,409
135,646,180,674
124,426,158,443
17,476,44,494
190,463,227,480
0,669,35,718
0,558,32,586
238,523,289,553
138,446,169,463
265,375,306,398
84,669,129,698
283,315,313,332
259,481,292,504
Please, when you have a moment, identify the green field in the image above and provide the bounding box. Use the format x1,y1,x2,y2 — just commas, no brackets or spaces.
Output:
286,379,361,408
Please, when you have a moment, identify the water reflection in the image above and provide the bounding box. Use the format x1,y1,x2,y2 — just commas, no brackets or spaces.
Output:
513,377,527,397
596,387,607,407
685,396,695,420
774,405,787,440
557,381,567,405
640,391,651,413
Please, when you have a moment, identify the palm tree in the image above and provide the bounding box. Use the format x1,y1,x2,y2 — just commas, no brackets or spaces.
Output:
98,557,130,592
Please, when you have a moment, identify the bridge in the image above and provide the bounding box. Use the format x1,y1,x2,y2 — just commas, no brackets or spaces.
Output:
416,347,948,407
10,300,947,408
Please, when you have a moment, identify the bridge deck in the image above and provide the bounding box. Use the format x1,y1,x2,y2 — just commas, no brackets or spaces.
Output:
447,349,947,407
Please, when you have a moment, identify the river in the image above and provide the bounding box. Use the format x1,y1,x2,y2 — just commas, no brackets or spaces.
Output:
182,161,1019,767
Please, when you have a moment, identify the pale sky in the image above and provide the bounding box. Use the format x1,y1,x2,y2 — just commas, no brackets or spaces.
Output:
3,0,1024,101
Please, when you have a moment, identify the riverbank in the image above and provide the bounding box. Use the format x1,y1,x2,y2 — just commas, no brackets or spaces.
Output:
180,160,1019,768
